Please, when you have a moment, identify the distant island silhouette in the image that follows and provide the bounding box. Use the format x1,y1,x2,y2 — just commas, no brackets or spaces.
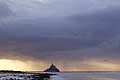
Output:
44,64,60,72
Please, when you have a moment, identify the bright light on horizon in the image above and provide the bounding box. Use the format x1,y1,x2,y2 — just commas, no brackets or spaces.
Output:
0,59,33,71
0,59,48,71
0,59,119,71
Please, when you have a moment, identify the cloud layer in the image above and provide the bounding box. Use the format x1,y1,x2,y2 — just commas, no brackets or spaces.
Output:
0,0,120,71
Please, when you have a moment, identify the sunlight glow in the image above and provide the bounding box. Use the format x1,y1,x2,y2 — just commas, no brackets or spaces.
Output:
88,61,119,71
0,59,33,71
0,59,119,71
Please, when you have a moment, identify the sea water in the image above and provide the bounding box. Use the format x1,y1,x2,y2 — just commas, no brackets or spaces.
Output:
51,72,120,80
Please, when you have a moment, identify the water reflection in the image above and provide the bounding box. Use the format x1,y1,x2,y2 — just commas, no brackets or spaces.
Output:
51,72,120,80
57,76,119,80
86,76,119,80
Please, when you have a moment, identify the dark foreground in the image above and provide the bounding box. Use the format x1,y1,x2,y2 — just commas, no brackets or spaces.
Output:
0,70,55,80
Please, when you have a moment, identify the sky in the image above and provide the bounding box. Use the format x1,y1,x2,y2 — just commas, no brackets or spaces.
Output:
0,0,120,71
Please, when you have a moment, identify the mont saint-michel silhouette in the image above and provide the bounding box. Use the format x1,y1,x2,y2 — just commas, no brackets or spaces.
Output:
44,64,60,72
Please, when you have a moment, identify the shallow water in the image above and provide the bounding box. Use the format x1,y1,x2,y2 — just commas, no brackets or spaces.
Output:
51,72,120,80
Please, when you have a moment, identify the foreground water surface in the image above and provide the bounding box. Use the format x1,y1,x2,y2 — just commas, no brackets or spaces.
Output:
51,72,120,80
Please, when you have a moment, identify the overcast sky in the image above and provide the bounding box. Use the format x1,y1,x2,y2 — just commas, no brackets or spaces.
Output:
0,0,120,71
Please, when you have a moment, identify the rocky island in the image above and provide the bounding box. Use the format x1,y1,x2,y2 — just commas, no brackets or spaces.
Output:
44,64,60,72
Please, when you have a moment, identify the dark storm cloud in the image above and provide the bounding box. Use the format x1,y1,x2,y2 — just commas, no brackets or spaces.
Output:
0,0,120,63
1,7,120,62
0,1,11,19
0,1,12,41
69,8,120,41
